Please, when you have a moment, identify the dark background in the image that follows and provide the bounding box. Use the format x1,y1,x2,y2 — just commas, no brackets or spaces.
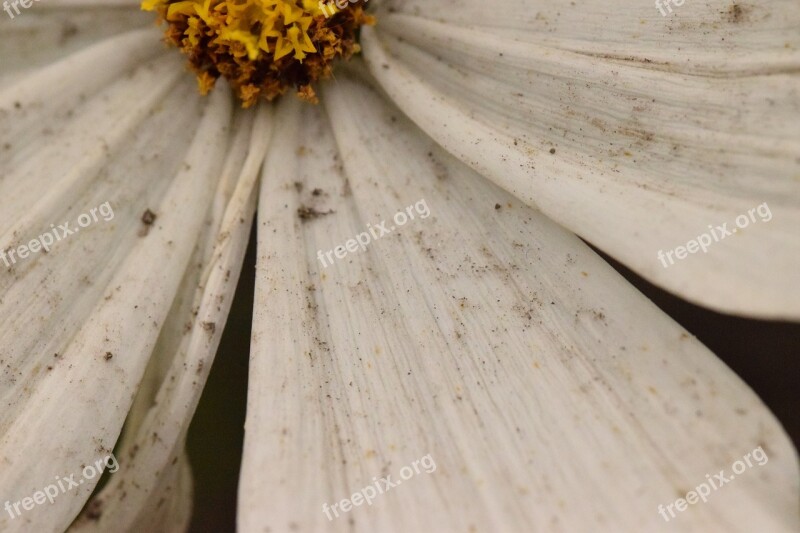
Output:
186,226,799,532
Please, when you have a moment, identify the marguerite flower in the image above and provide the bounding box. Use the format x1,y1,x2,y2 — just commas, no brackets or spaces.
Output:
0,0,797,532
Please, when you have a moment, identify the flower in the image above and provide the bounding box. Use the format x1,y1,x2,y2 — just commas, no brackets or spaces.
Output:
0,1,797,532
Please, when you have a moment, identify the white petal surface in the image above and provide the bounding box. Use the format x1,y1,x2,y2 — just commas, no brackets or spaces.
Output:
0,25,245,528
238,72,797,532
363,2,800,319
0,5,151,87
2,1,797,532
377,0,800,68
70,105,272,533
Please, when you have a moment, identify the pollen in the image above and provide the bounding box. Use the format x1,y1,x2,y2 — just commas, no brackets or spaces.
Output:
142,0,374,106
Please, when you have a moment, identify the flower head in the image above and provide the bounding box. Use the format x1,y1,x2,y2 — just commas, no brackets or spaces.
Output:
143,0,373,105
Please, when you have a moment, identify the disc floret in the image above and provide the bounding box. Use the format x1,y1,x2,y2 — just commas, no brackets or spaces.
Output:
142,0,374,106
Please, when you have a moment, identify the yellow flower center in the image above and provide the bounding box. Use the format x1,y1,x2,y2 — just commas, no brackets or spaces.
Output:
142,0,374,106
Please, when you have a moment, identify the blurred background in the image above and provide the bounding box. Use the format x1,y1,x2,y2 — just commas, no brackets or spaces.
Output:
186,224,799,532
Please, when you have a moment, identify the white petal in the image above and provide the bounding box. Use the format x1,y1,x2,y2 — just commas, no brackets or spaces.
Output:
377,0,800,72
238,73,797,532
70,104,273,532
0,46,237,530
0,5,151,86
362,8,800,320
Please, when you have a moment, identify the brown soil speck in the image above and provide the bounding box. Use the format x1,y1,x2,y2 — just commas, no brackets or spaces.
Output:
59,22,78,44
139,209,157,237
84,499,104,520
202,321,216,334
142,209,157,225
297,205,334,221
726,4,747,23
104,352,113,361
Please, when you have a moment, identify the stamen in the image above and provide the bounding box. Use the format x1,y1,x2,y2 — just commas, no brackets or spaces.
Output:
142,0,374,106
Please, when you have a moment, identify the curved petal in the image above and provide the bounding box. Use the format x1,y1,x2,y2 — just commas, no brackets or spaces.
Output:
0,4,151,86
375,0,800,72
70,104,273,533
362,3,800,320
238,71,798,532
0,33,238,529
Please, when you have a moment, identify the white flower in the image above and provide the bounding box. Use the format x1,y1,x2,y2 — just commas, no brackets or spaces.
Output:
0,1,797,532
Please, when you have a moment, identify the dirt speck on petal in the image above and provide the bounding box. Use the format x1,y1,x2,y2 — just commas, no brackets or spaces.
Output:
139,209,158,237
297,205,334,222
84,498,104,520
